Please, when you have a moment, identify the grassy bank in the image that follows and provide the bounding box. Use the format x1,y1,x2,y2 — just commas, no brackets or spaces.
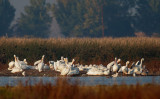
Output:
0,79,160,99
0,37,160,72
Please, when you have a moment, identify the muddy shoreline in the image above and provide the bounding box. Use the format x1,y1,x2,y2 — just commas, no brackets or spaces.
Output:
0,68,159,77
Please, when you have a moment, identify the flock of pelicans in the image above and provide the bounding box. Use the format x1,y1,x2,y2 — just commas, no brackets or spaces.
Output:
7,55,149,77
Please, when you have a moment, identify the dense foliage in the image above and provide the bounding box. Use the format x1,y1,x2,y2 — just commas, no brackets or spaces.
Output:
52,0,103,37
13,0,51,38
53,0,160,37
0,0,15,36
1,0,160,37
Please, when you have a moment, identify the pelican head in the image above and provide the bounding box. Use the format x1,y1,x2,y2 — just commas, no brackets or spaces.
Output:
64,58,67,64
14,55,16,58
117,59,121,63
72,59,75,62
24,59,27,62
72,59,75,65
126,61,130,65
41,55,45,60
141,58,144,61
61,56,64,60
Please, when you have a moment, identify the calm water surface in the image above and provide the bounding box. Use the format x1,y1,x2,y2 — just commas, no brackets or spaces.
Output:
0,76,160,86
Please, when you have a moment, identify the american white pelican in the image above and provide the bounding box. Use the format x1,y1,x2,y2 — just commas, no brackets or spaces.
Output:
119,61,130,74
103,69,110,75
16,57,27,66
107,58,121,70
23,59,28,64
8,61,15,70
67,66,79,76
77,64,84,71
60,67,70,75
11,67,23,73
34,55,45,66
112,58,121,73
87,67,104,76
37,55,45,72
16,57,31,70
133,58,144,74
14,55,21,69
56,60,66,72
60,56,65,63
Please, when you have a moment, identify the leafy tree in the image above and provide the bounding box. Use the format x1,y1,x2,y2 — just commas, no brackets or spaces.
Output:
53,0,104,37
103,0,135,37
0,0,15,36
14,0,51,38
134,0,160,36
82,0,103,37
53,0,160,37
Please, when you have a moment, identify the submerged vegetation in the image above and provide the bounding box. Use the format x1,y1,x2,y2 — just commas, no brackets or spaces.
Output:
0,37,160,72
0,78,160,99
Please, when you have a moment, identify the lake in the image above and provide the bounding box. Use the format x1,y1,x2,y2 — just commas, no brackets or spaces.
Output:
0,76,160,86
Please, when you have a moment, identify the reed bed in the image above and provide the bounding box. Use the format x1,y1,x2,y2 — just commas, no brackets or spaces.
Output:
0,78,160,99
0,37,160,72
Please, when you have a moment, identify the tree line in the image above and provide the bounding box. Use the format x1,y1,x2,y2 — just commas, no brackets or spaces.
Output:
0,0,160,38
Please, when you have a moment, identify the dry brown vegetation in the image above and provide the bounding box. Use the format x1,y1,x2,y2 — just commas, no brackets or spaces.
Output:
0,37,160,73
0,78,160,99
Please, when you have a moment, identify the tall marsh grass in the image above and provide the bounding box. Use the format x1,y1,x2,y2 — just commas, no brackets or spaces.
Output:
0,78,160,99
0,37,160,71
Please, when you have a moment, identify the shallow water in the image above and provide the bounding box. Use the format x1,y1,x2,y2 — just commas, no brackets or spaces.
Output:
0,76,160,86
